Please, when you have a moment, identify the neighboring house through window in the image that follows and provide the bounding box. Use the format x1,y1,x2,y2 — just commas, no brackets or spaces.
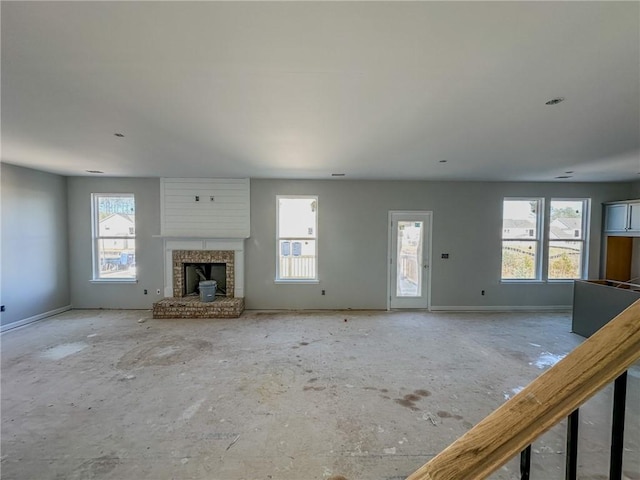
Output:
92,194,136,280
276,196,318,281
501,198,542,280
501,197,589,281
548,199,589,280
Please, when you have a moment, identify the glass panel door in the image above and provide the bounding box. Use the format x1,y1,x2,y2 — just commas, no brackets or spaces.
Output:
389,212,431,309
396,221,423,297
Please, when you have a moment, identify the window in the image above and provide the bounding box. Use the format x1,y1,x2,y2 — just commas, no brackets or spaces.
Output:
92,194,136,280
548,199,588,280
501,197,590,281
276,196,317,281
501,198,542,280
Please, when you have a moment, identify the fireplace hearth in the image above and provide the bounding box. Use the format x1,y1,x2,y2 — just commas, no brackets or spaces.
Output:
153,248,244,319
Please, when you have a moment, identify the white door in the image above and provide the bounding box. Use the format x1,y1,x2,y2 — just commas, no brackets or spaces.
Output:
389,212,431,309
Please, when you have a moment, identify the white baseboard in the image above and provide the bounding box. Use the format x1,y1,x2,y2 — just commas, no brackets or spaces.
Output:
1,305,72,333
430,305,572,312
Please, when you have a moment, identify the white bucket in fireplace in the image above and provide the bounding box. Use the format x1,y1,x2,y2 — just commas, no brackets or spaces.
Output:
199,280,217,302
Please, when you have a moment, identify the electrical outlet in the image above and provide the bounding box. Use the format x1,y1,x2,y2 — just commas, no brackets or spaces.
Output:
144,289,148,295
481,290,485,296
156,289,161,295
322,290,326,295
441,253,449,259
0,305,5,312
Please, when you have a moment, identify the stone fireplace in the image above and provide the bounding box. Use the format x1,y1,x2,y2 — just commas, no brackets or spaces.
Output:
152,239,245,319
172,250,235,298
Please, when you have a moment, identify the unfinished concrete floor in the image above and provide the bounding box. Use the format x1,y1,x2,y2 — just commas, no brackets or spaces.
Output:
1,310,638,480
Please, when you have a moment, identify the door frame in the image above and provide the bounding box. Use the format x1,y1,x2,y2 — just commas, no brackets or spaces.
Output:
387,211,433,310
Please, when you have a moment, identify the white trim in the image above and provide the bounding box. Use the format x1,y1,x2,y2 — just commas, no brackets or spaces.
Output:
387,211,433,310
430,305,572,312
91,193,136,281
274,279,320,284
500,280,546,284
160,178,167,237
501,197,544,281
1,305,72,333
548,197,590,280
89,279,138,284
276,195,318,282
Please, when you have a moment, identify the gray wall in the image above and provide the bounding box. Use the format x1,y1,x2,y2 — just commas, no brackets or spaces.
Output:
245,180,631,310
631,181,640,199
1,163,70,326
1,170,632,316
60,176,633,310
67,177,163,309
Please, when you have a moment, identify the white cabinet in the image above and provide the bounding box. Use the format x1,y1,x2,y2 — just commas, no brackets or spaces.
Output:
628,202,640,231
605,203,628,232
604,201,640,235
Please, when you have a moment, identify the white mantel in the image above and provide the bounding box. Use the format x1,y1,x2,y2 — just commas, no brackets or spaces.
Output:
163,238,245,298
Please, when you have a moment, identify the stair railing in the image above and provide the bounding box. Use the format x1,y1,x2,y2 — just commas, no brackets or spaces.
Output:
406,299,640,480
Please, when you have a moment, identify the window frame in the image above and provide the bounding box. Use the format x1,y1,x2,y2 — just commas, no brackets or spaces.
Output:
91,193,137,283
501,197,544,281
275,195,319,283
546,198,590,281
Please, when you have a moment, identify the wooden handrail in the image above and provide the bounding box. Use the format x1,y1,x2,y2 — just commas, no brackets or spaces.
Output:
407,299,640,480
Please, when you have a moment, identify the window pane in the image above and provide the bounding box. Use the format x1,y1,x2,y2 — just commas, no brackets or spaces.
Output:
396,221,423,297
502,200,539,239
278,198,317,238
550,200,583,240
94,194,136,280
97,238,136,279
548,241,582,279
502,241,537,279
278,239,316,279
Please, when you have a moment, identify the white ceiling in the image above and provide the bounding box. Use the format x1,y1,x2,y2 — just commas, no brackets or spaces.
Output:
2,1,639,182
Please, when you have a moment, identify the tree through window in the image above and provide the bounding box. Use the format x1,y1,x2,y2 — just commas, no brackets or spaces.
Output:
548,199,588,279
92,194,136,280
501,199,542,280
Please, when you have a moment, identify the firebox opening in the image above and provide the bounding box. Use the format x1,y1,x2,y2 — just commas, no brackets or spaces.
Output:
183,263,227,297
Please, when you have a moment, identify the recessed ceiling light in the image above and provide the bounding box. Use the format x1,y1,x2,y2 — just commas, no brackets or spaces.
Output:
439,160,448,163
545,97,565,106
114,133,125,137
331,173,346,177
565,171,574,174
555,175,572,179
86,170,104,174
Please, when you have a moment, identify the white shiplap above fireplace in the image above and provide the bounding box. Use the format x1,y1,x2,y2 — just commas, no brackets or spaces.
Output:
159,178,249,298
160,178,250,238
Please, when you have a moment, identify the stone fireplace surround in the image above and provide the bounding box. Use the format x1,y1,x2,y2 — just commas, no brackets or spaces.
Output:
153,239,245,319
172,249,235,298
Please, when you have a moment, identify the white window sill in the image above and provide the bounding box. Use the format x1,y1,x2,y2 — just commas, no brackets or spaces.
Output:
500,279,578,284
274,279,320,284
90,279,138,284
500,280,545,284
